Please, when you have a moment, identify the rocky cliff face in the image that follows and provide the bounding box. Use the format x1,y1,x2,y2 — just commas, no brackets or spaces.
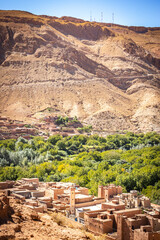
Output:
0,10,160,134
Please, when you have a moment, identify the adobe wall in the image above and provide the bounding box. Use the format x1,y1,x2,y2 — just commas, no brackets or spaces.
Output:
126,215,149,230
0,181,15,189
117,216,131,240
99,185,122,200
102,202,125,211
94,198,106,204
21,178,39,186
87,218,113,234
141,199,151,208
75,195,93,203
84,210,114,226
117,213,160,240
0,182,8,189
18,184,36,190
56,194,69,203
98,186,105,198
107,187,116,198
117,186,122,194
114,208,142,224
85,210,108,221
13,191,31,199
52,188,64,200
6,181,15,188
134,229,160,240
78,187,89,195
116,209,143,240
77,211,84,220
75,198,105,208
11,193,25,201
31,190,45,198
148,216,160,231
118,215,149,240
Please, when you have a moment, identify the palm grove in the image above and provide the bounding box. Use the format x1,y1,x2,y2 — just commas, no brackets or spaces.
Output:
0,132,160,204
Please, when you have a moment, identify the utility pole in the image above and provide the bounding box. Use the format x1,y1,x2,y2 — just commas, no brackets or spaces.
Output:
90,11,92,22
101,12,103,22
112,12,114,26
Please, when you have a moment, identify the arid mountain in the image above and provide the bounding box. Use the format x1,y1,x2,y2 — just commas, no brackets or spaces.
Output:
0,10,160,134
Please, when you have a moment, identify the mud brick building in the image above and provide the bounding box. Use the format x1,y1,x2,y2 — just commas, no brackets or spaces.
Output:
0,179,160,239
117,213,160,240
98,185,122,200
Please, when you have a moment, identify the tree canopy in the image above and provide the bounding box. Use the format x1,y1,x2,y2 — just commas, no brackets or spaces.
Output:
0,132,159,203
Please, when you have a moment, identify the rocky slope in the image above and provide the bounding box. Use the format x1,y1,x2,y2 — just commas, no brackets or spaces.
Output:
0,10,160,134
0,193,92,240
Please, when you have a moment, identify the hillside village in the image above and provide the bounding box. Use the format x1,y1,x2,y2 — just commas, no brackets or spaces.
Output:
0,115,87,140
0,178,160,240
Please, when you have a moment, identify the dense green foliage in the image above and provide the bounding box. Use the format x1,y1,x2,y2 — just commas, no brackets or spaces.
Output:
55,115,79,126
77,125,92,133
0,132,160,203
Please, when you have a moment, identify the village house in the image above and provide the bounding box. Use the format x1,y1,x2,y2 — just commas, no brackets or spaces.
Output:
0,179,160,240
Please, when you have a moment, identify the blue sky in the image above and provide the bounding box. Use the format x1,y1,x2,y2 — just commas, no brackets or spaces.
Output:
0,0,160,27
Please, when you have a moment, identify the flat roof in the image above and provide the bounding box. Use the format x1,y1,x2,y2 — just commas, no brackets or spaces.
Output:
102,202,125,207
75,194,92,199
114,208,141,214
76,204,101,211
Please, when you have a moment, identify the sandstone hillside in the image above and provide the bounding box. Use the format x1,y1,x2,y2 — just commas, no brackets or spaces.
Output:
0,10,160,134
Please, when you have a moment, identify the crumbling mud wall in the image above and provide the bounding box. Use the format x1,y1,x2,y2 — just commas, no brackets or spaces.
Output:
0,194,13,224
